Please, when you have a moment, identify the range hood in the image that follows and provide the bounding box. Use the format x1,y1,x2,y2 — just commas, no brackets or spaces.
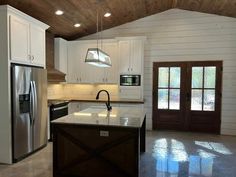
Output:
47,69,66,82
46,32,66,82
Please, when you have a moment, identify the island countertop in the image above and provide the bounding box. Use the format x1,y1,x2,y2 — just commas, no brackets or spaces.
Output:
52,106,146,128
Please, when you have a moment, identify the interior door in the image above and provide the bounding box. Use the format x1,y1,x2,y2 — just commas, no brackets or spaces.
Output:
153,61,222,133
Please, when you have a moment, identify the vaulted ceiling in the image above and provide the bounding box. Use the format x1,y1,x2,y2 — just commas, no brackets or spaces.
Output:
0,0,236,40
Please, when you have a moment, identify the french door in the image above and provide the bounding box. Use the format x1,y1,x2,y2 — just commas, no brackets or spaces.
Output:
153,61,222,133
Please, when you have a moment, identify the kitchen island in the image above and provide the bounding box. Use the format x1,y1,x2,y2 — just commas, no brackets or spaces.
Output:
52,107,146,177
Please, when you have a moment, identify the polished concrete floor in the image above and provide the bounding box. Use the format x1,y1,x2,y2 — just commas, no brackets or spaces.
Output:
0,131,236,177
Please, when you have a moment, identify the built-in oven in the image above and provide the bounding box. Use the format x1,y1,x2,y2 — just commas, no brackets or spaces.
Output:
120,75,141,86
49,101,69,141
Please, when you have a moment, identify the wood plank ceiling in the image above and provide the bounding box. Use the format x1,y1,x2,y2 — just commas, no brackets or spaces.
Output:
0,0,235,40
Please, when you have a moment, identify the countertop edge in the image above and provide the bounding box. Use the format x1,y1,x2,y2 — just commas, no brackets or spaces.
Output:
48,98,145,105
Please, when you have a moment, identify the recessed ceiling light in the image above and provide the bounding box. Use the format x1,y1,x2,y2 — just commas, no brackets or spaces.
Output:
104,12,111,17
55,10,64,15
74,23,81,28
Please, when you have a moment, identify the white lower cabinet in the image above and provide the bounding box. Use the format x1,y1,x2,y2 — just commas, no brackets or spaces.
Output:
119,103,144,109
119,86,142,100
68,102,80,114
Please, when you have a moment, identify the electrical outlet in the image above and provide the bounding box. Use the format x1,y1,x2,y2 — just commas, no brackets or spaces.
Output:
100,130,109,137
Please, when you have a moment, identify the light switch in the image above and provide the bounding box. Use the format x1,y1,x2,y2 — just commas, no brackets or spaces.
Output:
100,130,109,137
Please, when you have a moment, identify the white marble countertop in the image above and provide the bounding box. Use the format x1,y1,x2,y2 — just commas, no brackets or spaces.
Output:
52,106,146,128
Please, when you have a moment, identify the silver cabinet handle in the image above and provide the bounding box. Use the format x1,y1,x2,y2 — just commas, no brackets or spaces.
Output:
32,55,35,61
128,68,129,71
52,105,68,111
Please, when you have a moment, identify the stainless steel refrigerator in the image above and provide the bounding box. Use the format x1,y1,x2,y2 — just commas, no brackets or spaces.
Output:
11,64,48,162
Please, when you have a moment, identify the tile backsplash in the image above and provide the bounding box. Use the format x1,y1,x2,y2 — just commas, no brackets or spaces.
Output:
47,84,119,100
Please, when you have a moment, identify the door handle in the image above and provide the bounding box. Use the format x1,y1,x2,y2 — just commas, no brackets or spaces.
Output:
30,81,35,124
32,81,37,123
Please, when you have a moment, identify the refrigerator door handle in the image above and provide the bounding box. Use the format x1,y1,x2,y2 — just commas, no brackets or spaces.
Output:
30,81,35,125
32,81,37,123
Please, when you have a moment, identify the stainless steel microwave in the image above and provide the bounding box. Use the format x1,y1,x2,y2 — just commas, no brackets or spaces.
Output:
120,75,141,86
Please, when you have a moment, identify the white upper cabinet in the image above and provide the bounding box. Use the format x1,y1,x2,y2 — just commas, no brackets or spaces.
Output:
30,24,45,66
118,40,130,73
130,40,143,74
67,38,144,85
67,42,80,83
67,42,96,84
9,15,30,63
55,38,68,75
67,40,118,84
103,42,118,83
118,38,144,74
9,8,48,67
79,43,96,83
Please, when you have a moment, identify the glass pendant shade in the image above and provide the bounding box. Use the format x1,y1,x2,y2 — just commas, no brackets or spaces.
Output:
85,48,111,67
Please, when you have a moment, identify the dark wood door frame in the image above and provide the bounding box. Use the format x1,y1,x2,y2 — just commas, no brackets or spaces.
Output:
152,61,222,134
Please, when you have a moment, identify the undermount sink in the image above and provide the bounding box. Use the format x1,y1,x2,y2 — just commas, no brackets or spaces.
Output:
79,106,107,114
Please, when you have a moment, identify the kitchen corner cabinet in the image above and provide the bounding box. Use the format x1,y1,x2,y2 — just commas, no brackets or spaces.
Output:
9,13,48,67
118,39,144,74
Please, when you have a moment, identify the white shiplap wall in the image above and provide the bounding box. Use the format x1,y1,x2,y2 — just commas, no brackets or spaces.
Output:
80,9,236,135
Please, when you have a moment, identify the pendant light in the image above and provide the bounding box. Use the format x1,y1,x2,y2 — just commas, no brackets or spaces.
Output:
85,9,111,67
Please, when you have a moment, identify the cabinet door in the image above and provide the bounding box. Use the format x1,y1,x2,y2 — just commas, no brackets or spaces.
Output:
10,15,30,63
119,103,143,109
67,43,80,83
119,41,130,74
30,24,45,66
130,40,143,74
104,42,118,83
119,86,142,99
54,38,68,74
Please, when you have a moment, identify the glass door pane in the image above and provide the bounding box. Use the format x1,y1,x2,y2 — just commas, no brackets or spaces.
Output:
191,66,216,111
158,89,168,109
157,67,181,110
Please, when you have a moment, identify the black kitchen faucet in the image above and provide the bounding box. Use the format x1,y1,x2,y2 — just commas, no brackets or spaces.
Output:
96,90,112,111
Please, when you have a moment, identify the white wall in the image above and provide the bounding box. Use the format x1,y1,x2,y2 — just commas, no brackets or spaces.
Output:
80,9,236,135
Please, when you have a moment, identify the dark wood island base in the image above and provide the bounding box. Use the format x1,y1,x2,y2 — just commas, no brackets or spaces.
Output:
53,116,146,177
